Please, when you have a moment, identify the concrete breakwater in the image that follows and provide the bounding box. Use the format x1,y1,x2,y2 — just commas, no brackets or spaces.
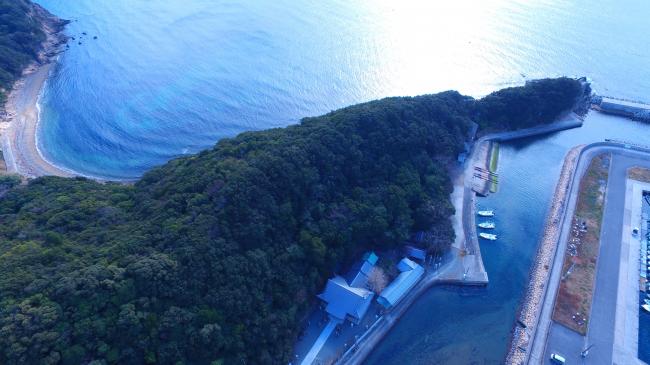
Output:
471,116,584,196
504,145,584,365
592,96,650,122
336,258,488,365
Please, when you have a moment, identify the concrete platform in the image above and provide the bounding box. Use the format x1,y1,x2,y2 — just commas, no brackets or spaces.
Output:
612,179,650,365
527,144,650,365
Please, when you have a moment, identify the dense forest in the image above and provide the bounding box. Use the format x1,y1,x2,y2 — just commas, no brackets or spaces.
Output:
0,0,47,104
474,77,584,132
0,75,584,364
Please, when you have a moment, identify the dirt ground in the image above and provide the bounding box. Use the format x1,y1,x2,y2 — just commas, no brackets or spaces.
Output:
629,166,650,183
552,153,611,334
0,151,6,172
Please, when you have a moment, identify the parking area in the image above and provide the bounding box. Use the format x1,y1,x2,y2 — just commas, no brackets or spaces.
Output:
543,151,650,364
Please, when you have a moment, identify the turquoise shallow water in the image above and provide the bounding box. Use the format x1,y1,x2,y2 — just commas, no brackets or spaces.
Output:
34,0,650,362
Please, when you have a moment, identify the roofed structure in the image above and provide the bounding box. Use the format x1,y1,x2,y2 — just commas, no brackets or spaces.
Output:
346,251,378,288
404,245,426,261
377,257,424,309
317,276,374,323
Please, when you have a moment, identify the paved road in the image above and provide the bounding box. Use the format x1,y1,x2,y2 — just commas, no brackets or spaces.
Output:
543,150,650,364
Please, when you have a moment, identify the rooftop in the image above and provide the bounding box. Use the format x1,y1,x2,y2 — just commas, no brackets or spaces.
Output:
318,276,374,322
377,258,424,309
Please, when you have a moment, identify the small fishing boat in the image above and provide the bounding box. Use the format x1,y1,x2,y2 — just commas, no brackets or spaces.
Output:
478,222,495,229
643,304,650,313
644,299,650,306
479,233,497,241
478,210,494,217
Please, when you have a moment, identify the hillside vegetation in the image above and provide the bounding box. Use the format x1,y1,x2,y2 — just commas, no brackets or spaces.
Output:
474,77,583,132
0,78,583,364
0,0,46,104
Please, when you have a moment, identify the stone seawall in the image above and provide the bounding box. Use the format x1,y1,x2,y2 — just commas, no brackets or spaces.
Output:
504,145,584,365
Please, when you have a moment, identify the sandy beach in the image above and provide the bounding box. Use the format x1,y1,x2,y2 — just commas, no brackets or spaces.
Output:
0,6,73,179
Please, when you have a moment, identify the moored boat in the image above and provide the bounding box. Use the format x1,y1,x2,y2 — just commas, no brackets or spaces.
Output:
478,222,495,229
643,304,650,313
478,210,494,217
479,232,497,241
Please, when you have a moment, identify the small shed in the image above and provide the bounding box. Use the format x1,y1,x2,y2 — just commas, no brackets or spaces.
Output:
404,245,426,261
346,251,378,288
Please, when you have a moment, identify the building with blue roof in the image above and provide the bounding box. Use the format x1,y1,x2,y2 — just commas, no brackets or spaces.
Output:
377,257,424,309
404,245,426,261
345,251,378,288
317,252,378,324
317,276,374,324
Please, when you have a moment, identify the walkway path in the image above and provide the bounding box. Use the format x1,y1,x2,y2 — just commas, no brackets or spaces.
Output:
301,320,339,365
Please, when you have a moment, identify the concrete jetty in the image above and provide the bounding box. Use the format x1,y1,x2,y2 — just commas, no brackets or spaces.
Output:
470,115,584,196
593,96,650,122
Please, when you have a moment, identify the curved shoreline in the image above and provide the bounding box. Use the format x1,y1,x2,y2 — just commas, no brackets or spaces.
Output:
0,9,77,179
0,5,116,182
32,76,112,181
2,63,72,178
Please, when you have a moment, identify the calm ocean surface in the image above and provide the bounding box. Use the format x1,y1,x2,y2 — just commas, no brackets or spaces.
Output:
35,0,650,363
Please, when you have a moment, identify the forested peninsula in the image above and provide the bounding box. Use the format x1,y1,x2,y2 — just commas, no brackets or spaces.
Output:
0,69,586,364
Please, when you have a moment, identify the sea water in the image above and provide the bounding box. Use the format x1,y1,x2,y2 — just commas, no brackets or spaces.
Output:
36,0,650,180
35,0,650,362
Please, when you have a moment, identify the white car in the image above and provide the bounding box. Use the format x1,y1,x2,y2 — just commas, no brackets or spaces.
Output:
550,353,566,364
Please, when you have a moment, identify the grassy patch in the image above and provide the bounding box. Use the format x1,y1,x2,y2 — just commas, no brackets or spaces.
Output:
629,167,650,183
552,153,610,334
489,142,499,193
0,150,6,173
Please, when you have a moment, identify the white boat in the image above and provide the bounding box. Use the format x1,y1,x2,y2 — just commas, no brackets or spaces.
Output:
645,299,650,306
643,304,650,313
478,210,494,217
478,222,495,229
479,233,497,241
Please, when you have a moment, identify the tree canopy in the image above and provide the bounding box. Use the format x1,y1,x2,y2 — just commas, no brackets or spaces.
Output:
0,0,47,104
474,77,584,132
0,65,583,364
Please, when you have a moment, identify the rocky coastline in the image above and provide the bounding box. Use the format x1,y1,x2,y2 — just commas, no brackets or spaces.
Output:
32,3,70,64
504,145,584,364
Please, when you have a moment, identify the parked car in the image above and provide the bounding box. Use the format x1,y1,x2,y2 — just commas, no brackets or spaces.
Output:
550,353,566,364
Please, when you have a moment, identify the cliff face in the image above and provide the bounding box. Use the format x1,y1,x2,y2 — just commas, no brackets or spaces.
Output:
29,2,70,65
